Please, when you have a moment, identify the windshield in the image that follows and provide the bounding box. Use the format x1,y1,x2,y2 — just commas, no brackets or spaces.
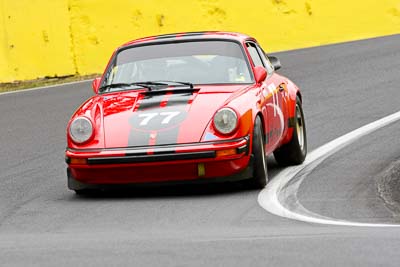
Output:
102,40,253,89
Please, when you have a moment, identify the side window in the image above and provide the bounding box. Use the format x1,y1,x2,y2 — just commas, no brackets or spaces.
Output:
246,43,264,67
256,46,274,74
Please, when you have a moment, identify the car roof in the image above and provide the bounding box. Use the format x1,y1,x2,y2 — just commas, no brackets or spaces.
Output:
120,31,254,48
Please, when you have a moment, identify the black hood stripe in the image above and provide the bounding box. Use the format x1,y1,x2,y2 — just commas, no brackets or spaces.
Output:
128,91,194,149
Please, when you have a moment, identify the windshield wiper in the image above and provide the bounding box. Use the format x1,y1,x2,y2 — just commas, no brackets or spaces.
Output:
99,82,169,93
152,80,194,89
99,83,150,93
99,81,194,93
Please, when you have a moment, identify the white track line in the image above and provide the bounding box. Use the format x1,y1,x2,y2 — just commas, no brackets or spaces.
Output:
0,79,91,96
258,110,400,227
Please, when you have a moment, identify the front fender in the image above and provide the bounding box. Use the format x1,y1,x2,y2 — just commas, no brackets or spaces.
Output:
201,86,261,142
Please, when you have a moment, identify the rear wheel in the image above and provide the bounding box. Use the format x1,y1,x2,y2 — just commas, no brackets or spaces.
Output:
248,116,268,188
274,96,307,166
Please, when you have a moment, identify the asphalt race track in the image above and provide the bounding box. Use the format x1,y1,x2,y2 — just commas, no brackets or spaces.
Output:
1,35,400,266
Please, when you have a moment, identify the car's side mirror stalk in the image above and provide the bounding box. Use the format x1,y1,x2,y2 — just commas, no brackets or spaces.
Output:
92,77,101,94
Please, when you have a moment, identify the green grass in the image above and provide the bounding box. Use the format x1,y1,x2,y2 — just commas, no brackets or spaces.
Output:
0,74,100,93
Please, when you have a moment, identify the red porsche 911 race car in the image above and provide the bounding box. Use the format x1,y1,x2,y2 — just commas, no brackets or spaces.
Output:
65,31,307,194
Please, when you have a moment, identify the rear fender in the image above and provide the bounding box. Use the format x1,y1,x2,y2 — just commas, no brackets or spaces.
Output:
280,81,301,145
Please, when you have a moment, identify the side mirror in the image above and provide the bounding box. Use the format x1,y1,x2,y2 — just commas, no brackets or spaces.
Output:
92,77,101,94
268,56,281,71
254,66,267,84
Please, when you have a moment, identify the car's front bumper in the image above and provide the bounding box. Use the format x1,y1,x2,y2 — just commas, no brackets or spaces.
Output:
65,136,253,189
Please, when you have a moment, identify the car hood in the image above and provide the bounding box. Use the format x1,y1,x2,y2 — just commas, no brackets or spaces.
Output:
100,85,249,148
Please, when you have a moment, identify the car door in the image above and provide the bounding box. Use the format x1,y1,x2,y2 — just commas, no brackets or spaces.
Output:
256,44,289,143
245,42,285,152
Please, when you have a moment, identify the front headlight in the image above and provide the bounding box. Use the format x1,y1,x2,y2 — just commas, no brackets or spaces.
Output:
213,108,238,135
69,117,93,144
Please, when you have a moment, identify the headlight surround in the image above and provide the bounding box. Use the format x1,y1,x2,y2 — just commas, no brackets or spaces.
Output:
69,117,94,144
213,108,238,135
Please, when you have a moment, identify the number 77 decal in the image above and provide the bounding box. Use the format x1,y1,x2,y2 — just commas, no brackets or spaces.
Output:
138,111,181,126
159,111,180,124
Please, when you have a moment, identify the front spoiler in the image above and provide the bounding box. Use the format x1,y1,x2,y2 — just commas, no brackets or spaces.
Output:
67,156,254,191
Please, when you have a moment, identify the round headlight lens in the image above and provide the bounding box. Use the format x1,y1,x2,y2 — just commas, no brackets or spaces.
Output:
213,108,238,135
69,117,93,144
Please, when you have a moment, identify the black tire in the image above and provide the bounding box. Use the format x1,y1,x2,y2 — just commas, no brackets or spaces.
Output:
274,96,307,166
74,189,92,195
248,116,268,188
67,168,95,195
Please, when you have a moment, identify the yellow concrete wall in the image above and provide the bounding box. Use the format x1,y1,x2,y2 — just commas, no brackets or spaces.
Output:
1,0,400,83
0,0,76,82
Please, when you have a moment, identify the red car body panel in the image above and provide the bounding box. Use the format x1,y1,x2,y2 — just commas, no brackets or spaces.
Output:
67,137,250,183
65,31,302,188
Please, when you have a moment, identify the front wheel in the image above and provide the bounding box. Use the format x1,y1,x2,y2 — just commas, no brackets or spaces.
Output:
74,189,95,195
274,96,307,166
67,168,96,195
248,116,268,188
